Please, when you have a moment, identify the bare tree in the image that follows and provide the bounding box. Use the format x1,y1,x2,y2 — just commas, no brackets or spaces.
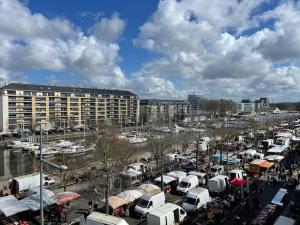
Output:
94,125,132,214
54,153,79,191
149,134,171,191
213,125,239,170
191,130,203,172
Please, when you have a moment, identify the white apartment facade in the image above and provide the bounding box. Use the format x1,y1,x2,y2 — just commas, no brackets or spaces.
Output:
0,83,139,131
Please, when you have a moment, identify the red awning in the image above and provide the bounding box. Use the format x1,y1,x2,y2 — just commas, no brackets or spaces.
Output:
230,178,247,186
53,192,80,205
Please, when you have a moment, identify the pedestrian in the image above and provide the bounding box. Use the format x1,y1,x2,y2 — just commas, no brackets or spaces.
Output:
88,197,93,210
298,173,300,183
267,176,270,186
84,209,89,222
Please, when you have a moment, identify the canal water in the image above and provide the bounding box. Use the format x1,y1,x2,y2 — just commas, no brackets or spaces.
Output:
0,112,299,177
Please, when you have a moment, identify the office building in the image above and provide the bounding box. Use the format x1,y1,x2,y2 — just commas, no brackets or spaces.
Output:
140,99,190,124
188,94,206,116
0,83,139,131
237,99,255,113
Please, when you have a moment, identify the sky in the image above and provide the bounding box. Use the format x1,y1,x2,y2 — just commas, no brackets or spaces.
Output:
0,0,300,102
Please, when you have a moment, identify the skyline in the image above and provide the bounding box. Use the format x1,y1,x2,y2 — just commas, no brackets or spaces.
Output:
0,0,299,101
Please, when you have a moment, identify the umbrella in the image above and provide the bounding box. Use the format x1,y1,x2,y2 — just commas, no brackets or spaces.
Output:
137,184,160,193
230,178,247,186
117,190,143,202
53,192,80,205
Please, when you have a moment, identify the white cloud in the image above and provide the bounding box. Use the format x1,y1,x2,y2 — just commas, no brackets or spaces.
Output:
0,0,128,89
133,0,300,101
89,13,126,42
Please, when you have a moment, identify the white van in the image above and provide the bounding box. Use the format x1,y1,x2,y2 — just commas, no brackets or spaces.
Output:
85,212,129,225
253,152,264,160
208,175,228,194
262,139,274,150
176,175,198,194
229,170,246,181
134,190,165,217
165,153,179,163
244,149,256,160
208,165,224,178
167,171,187,182
188,171,207,186
147,203,187,225
182,187,210,212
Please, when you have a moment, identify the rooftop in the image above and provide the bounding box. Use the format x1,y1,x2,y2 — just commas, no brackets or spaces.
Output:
1,83,137,96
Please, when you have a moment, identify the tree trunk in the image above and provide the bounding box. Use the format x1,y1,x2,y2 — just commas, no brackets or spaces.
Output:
196,142,199,172
160,158,164,191
105,174,109,214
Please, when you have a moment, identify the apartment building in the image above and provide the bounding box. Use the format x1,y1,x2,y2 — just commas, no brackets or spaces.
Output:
0,83,139,131
140,99,190,124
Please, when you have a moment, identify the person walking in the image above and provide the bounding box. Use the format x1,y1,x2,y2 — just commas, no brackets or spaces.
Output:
88,197,93,210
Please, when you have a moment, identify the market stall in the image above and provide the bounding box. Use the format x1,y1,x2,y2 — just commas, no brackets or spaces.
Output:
102,196,129,217
53,192,80,205
0,195,29,217
230,178,247,198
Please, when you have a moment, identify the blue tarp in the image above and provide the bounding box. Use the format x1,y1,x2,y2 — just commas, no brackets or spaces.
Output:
271,188,287,206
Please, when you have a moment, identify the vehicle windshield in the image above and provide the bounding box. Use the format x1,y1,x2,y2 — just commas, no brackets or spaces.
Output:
179,181,189,188
185,197,196,205
126,166,134,170
137,198,149,208
210,168,218,172
230,173,236,180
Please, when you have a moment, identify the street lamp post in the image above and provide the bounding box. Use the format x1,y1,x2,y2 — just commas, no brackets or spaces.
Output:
39,124,43,225
39,122,68,225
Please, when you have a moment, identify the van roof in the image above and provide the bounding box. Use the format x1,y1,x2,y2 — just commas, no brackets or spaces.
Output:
187,187,208,198
141,189,162,200
148,203,179,217
229,170,244,173
210,165,223,169
181,175,198,182
87,212,127,225
188,171,206,176
209,175,228,180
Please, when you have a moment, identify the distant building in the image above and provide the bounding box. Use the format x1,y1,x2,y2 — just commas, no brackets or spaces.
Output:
238,97,270,114
254,98,270,111
188,94,206,116
237,101,256,113
140,99,190,124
